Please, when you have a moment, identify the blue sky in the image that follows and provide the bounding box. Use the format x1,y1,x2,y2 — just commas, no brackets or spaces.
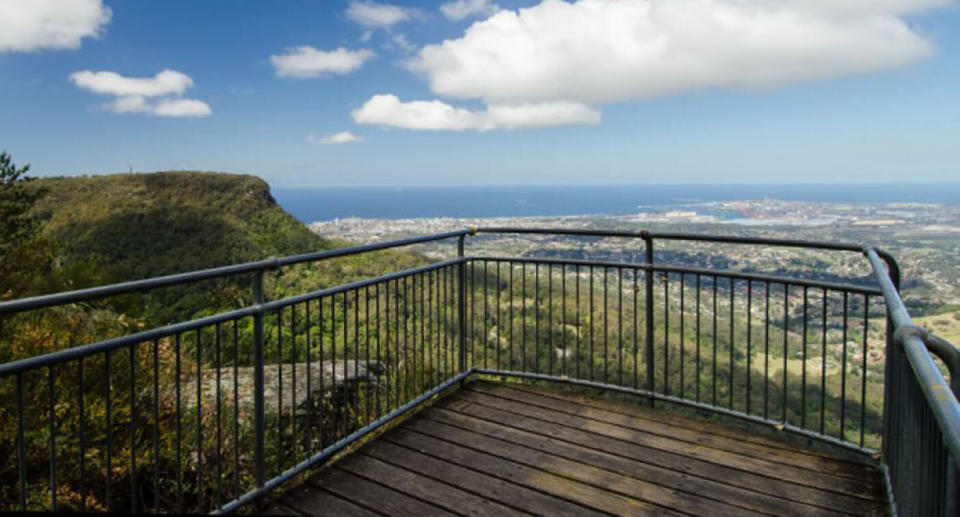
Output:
1,0,958,187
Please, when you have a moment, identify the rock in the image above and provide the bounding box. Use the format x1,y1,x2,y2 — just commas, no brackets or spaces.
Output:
169,360,383,416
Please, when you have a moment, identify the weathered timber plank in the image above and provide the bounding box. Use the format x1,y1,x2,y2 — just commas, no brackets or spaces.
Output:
406,415,763,517
383,427,684,516
361,439,605,517
307,467,455,516
442,393,886,515
497,380,869,461
337,453,530,517
278,482,383,517
423,406,851,517
458,388,878,497
471,381,878,482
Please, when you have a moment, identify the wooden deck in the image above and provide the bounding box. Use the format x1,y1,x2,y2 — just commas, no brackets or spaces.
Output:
268,380,888,516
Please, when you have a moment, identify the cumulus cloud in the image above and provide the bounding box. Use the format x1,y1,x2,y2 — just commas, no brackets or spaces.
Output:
345,1,414,29
351,94,599,131
271,46,375,78
70,69,211,118
440,0,499,21
0,0,111,52
308,132,365,144
408,0,944,107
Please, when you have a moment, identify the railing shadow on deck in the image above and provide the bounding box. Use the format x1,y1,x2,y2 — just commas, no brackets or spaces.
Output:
1,228,958,516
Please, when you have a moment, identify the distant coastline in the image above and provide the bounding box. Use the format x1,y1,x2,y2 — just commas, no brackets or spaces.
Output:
273,183,960,223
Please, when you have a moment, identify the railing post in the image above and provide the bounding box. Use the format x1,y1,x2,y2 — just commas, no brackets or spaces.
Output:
643,232,655,406
252,268,266,510
457,233,468,375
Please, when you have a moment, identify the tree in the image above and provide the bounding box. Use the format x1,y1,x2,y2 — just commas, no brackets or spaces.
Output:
0,151,53,298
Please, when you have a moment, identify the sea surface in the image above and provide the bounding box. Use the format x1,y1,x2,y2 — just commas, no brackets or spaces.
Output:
273,183,960,223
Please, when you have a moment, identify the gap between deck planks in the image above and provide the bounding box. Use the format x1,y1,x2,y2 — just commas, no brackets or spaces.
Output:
270,379,887,516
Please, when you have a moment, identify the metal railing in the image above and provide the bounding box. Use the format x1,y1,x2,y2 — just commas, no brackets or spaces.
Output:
1,228,958,515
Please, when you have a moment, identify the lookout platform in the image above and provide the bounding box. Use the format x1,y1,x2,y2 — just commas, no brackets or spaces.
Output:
267,380,887,516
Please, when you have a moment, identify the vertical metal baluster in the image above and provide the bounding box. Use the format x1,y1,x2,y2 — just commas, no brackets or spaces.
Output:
48,365,57,512
17,372,27,511
319,297,326,448
129,344,137,513
802,286,809,430
278,308,284,468
175,334,183,513
330,295,337,441
252,269,266,511
510,263,515,371
696,275,701,403
195,327,202,511
644,235,655,404
436,268,441,384
484,261,489,370
712,275,718,406
404,277,410,403
233,320,240,501
562,264,567,377
618,267,624,386
840,291,848,441
337,291,350,439
820,288,828,435
356,290,362,425
763,282,770,420
419,275,424,391
305,301,313,454
291,304,298,454
79,357,87,512
384,283,391,413
764,283,770,420
860,295,869,448
549,264,554,377
497,262,502,371
215,323,222,507
746,280,752,415
154,339,161,513
728,277,734,410
589,265,594,381
679,273,685,399
576,264,581,380
423,270,436,377
375,283,381,416
634,268,639,389
783,285,789,424
536,263,541,374
604,266,609,384
664,272,670,395
105,351,113,512
522,263,527,372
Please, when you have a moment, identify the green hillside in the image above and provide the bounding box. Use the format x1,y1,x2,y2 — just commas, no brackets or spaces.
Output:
28,171,330,282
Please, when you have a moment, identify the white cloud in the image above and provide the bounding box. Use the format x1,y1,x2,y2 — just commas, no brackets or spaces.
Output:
70,69,211,118
308,132,365,144
351,94,599,131
440,0,499,21
345,1,413,29
0,0,111,52
153,99,212,118
69,69,194,97
271,46,375,78
408,0,944,107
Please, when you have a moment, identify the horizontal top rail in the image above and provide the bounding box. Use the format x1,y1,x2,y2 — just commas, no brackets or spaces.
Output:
0,229,470,317
866,247,960,463
0,257,465,378
471,255,882,295
0,227,895,319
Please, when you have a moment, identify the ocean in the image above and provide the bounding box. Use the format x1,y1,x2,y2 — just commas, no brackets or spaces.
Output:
272,183,960,223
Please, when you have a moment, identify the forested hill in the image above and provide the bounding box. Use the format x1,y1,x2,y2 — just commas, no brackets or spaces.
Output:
28,171,332,282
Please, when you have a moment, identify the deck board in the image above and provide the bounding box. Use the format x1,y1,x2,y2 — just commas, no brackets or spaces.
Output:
274,379,887,516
